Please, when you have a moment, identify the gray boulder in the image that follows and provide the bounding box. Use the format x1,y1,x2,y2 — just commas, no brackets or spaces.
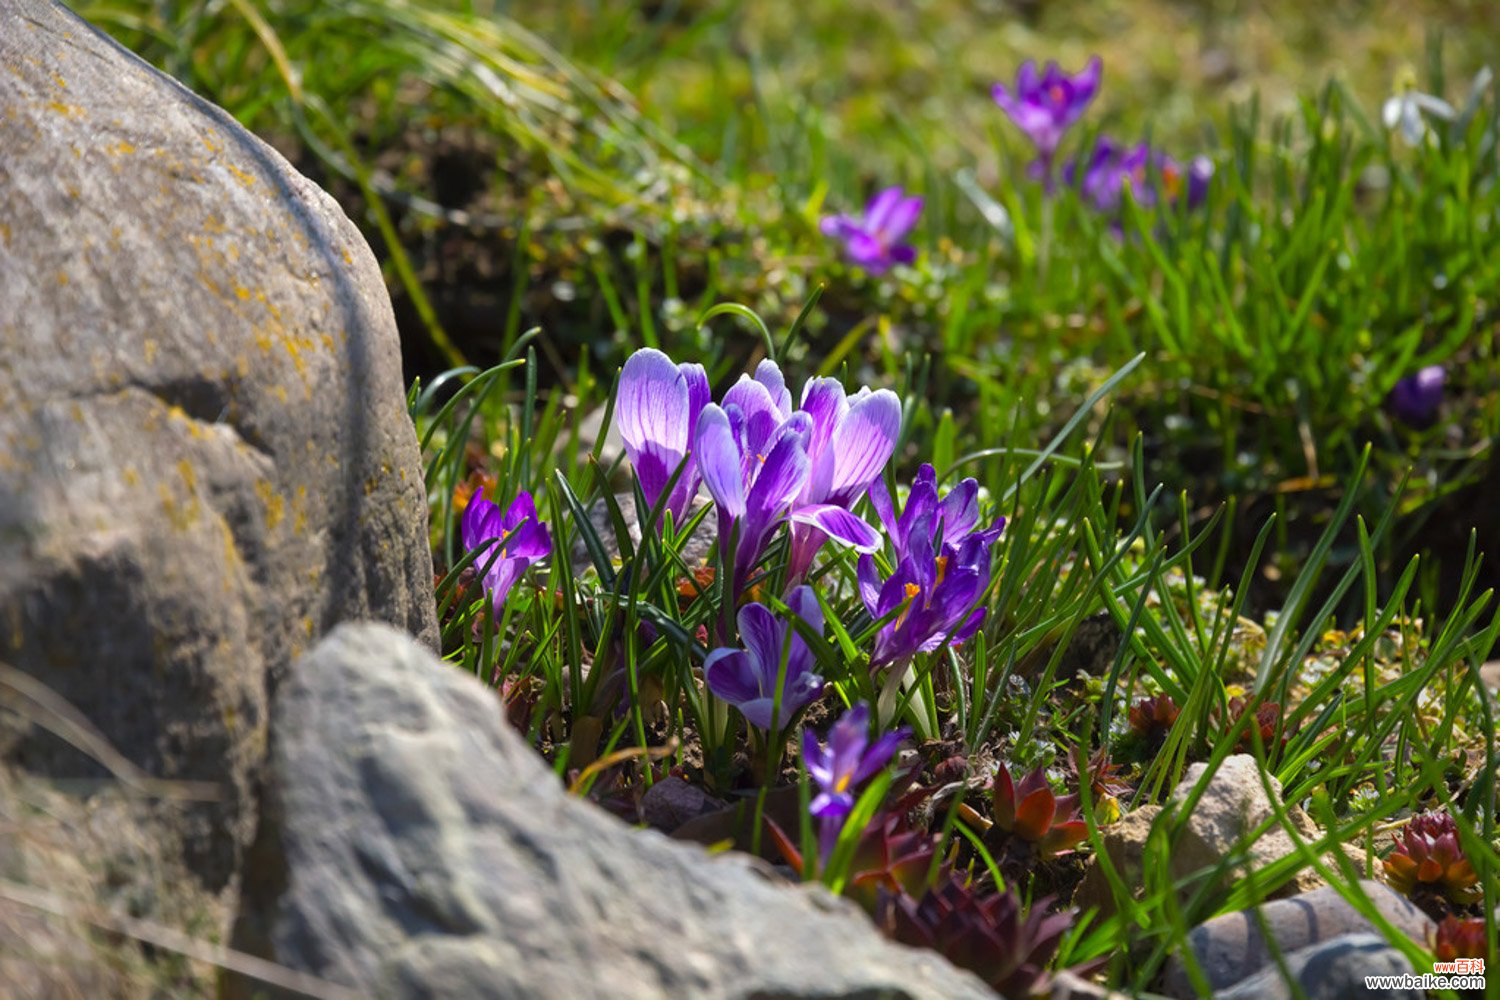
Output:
232,622,996,999
0,0,435,936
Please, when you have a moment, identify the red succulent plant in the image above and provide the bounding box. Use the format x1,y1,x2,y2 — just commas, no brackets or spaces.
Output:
1384,810,1483,906
878,875,1074,999
1127,693,1180,748
1432,915,1490,962
991,762,1089,859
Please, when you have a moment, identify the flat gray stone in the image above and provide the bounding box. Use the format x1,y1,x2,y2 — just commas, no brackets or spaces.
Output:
0,0,435,926
1159,881,1433,997
1214,933,1418,1000
232,622,996,999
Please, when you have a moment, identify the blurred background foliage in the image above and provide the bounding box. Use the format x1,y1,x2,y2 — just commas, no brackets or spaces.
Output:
83,0,1500,613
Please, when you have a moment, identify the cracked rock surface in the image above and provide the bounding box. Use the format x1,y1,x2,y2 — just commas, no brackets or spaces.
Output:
0,0,436,953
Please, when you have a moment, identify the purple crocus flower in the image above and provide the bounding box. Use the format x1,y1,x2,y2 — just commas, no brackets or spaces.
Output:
859,467,1004,671
617,348,711,527
803,702,909,858
785,378,903,583
992,57,1103,177
820,186,924,274
461,489,552,613
705,586,826,731
1389,365,1446,427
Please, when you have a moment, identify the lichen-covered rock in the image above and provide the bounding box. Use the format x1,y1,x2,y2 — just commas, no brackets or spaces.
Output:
231,623,995,999
0,0,435,932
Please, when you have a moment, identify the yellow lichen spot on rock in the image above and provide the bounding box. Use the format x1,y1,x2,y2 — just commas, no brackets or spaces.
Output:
159,482,199,530
70,402,83,423
199,132,221,155
177,459,197,493
225,162,257,189
236,355,250,377
341,249,353,265
272,385,287,403
303,617,314,637
235,286,251,301
0,223,10,247
143,339,157,364
47,101,82,118
122,465,140,487
107,140,136,156
56,270,68,286
255,479,285,530
52,73,66,89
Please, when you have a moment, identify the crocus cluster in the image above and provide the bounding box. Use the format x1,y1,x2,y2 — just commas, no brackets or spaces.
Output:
861,464,1005,670
988,56,1214,219
803,703,909,858
1067,136,1213,215
461,490,552,614
820,186,924,274
619,350,900,605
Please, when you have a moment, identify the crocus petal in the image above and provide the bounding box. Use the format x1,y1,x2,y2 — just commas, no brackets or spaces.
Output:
830,388,901,501
851,727,909,785
721,375,783,462
864,186,906,234
746,418,811,524
618,349,690,473
753,359,794,419
857,554,884,617
937,479,980,543
460,493,500,554
791,504,882,553
876,195,924,243
809,789,855,820
802,728,832,785
736,602,784,680
843,232,888,270
785,585,825,637
695,405,746,519
868,477,900,542
704,648,761,706
799,378,848,503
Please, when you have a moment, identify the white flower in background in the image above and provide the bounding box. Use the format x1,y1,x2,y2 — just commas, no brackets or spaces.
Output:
1383,65,1493,146
1382,87,1455,145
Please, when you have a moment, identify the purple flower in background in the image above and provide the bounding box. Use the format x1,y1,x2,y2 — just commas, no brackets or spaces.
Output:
1389,365,1447,427
821,186,924,274
1068,137,1213,215
461,489,552,613
803,703,909,857
992,57,1103,176
859,468,1004,670
785,378,903,583
617,348,711,528
705,586,826,731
